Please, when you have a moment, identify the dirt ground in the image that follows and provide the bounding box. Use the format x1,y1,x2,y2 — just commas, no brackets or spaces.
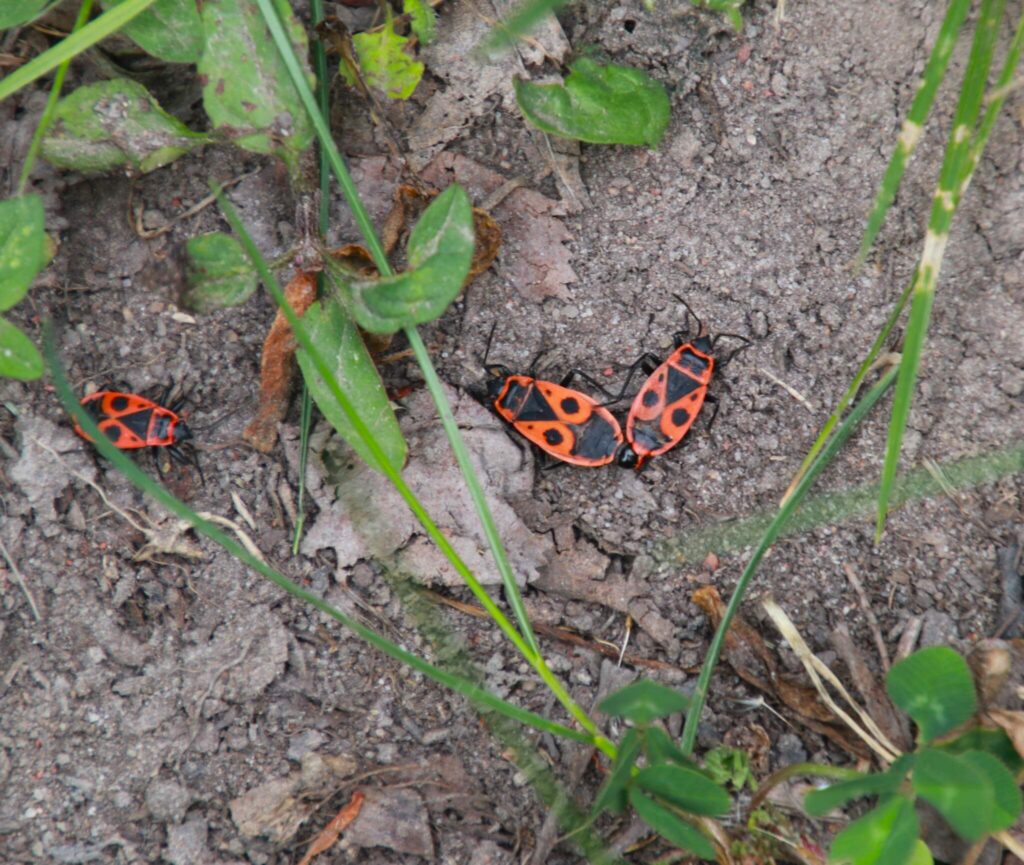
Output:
2,0,1023,862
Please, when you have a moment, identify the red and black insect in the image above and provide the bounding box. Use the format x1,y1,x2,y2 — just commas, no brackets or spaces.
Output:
616,299,750,470
472,326,625,468
73,385,204,481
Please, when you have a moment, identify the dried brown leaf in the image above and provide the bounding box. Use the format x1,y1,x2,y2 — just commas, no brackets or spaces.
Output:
243,270,318,453
297,791,365,865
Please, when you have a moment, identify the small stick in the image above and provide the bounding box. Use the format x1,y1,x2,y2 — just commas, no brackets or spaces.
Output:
842,563,891,671
0,536,40,621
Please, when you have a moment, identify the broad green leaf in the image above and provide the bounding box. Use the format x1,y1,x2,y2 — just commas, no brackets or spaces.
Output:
806,755,913,816
591,727,641,816
183,233,258,312
199,0,314,165
829,795,918,865
0,317,43,380
912,748,993,841
41,79,206,173
628,788,716,859
887,647,976,743
342,15,424,100
101,0,203,62
404,0,437,45
598,679,689,725
958,751,1022,832
635,765,731,816
295,296,407,473
703,746,753,789
514,58,670,147
941,728,1024,773
0,195,45,312
645,726,703,773
0,0,50,27
349,185,473,334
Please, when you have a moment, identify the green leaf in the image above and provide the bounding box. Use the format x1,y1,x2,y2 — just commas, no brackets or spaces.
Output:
349,185,473,334
404,0,437,45
958,751,1022,832
514,58,670,147
628,788,716,859
645,726,703,773
0,0,50,28
906,841,934,865
183,233,258,312
940,728,1024,773
41,79,206,173
591,727,642,816
912,748,994,841
199,0,314,165
635,765,731,816
100,0,203,62
0,195,46,312
806,755,913,816
0,317,43,380
886,647,976,743
829,795,918,865
702,746,753,790
295,296,407,473
342,15,424,100
598,679,690,725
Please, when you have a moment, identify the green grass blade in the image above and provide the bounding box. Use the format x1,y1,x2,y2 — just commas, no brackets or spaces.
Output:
0,0,159,103
479,0,567,56
680,366,898,755
964,9,1024,193
857,0,972,264
781,278,912,505
217,188,611,754
16,0,95,194
877,0,1007,538
405,328,542,657
253,0,550,670
43,325,592,747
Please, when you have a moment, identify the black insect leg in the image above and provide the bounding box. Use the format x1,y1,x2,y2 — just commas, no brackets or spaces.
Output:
711,333,752,370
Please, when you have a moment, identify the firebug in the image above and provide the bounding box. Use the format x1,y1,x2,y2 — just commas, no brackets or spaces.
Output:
616,298,750,470
73,385,204,481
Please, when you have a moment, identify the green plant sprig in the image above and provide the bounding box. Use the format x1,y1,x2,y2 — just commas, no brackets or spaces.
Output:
215,183,613,757
251,0,579,713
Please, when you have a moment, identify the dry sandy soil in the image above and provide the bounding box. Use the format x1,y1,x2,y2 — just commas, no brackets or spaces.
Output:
1,0,1023,862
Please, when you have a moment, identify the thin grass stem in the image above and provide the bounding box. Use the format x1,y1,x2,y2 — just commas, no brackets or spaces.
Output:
681,367,898,755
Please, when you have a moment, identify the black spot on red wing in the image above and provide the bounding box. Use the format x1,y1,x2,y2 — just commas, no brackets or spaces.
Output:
103,424,122,443
544,428,564,446
671,407,690,427
111,395,130,412
560,396,580,415
642,389,660,407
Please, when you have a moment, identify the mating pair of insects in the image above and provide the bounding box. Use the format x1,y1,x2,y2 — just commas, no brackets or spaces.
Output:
475,300,750,470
